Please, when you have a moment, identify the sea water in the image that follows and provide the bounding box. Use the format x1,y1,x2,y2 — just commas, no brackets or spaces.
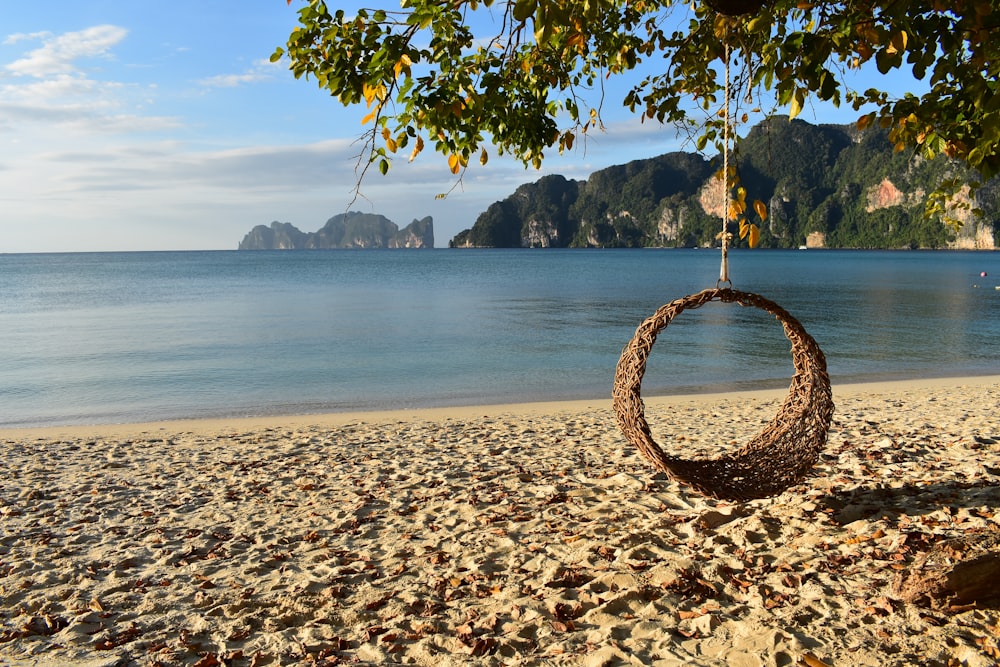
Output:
1,249,997,427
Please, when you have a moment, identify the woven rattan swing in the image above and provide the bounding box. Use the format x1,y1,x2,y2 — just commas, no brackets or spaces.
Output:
611,45,834,502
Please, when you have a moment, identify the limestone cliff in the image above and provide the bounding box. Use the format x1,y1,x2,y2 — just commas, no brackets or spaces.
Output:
238,221,309,250
238,212,433,250
450,117,998,250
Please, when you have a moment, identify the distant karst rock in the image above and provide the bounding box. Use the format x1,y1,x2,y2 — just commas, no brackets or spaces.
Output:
238,212,434,249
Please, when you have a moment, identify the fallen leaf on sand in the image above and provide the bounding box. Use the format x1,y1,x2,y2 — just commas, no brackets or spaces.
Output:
800,652,832,667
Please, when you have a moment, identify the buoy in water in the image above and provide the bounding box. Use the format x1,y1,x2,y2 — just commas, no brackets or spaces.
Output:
982,271,989,277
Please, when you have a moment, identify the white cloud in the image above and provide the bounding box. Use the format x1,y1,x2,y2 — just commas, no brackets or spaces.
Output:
0,130,542,251
0,77,180,135
0,26,183,137
198,59,280,88
5,25,128,78
3,31,53,45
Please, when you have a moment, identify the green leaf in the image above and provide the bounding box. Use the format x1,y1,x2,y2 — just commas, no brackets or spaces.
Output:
276,0,1000,194
512,0,535,22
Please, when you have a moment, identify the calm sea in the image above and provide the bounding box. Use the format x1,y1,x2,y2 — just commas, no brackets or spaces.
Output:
1,249,997,428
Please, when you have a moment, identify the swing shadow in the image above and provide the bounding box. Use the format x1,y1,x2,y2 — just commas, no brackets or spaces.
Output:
813,476,1000,525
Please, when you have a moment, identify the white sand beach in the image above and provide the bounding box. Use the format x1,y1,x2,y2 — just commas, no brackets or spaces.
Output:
2,377,999,666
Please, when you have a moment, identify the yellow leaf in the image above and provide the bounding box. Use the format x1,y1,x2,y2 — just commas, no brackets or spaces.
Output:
386,137,397,153
728,202,740,221
857,113,873,131
479,148,488,165
361,109,377,125
748,224,760,248
381,127,391,140
728,199,745,220
409,135,424,162
739,219,749,239
393,54,413,78
886,30,908,55
754,199,767,221
448,153,461,174
362,82,385,108
789,88,805,120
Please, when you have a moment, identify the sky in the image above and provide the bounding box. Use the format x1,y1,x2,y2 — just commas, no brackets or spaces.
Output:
0,1,925,252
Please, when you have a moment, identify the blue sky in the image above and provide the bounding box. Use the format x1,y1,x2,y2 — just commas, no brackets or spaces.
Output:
1,2,923,252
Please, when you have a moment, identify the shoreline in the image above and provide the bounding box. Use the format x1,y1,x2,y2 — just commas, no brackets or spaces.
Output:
3,374,999,440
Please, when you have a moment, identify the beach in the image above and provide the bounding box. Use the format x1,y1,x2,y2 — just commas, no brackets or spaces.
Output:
2,377,999,666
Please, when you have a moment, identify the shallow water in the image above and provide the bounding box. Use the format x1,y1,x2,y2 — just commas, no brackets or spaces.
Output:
1,248,997,427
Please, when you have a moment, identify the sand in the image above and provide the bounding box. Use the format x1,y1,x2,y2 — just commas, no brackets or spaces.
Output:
1,377,999,666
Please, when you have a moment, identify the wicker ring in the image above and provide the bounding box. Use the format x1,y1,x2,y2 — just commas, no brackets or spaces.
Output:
612,287,834,501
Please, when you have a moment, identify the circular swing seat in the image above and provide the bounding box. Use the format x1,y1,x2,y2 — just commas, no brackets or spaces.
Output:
612,287,834,501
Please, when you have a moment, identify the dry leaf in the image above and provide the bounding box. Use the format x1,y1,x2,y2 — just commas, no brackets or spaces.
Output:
469,637,496,656
455,622,474,641
553,602,583,620
95,623,141,650
192,654,220,667
228,628,252,641
800,652,832,667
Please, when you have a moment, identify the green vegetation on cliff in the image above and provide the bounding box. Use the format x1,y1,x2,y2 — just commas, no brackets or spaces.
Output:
450,118,998,250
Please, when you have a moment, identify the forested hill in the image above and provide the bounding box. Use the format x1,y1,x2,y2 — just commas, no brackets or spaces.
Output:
449,117,998,250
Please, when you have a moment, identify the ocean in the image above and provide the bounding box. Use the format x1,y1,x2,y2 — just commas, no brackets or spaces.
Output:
1,249,997,428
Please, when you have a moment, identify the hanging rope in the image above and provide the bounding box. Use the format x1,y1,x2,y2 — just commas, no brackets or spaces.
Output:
719,42,731,287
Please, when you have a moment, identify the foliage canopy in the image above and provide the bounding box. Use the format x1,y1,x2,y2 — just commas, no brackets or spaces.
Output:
274,0,999,214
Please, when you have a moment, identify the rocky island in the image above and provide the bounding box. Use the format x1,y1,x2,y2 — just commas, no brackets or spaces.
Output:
239,212,433,249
